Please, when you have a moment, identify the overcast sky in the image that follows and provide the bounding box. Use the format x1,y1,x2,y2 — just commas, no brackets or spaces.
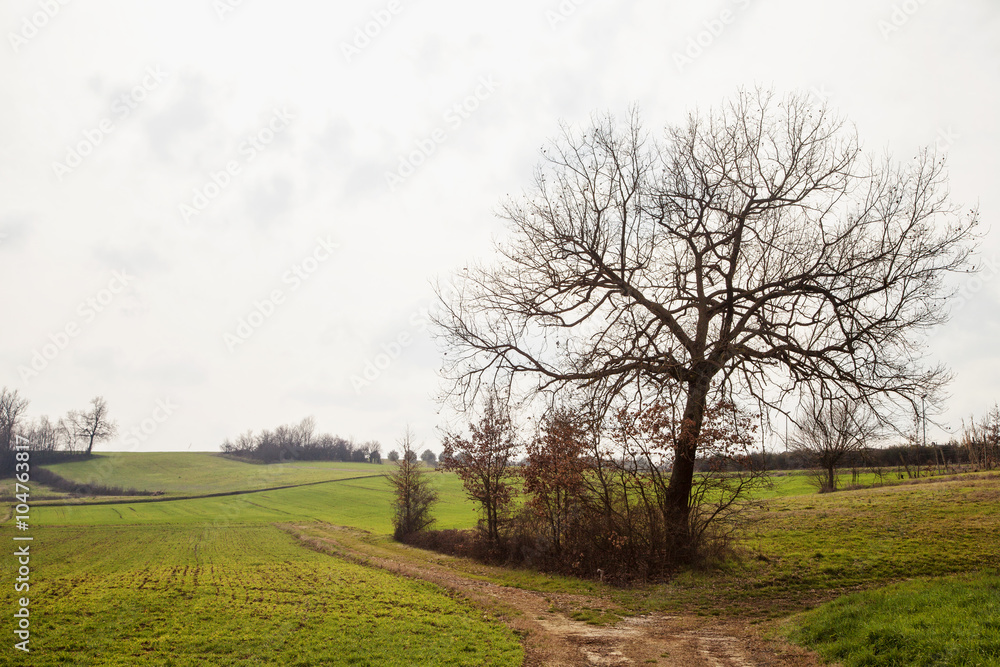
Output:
2,0,998,453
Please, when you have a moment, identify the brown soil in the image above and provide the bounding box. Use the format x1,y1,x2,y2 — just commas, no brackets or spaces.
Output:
281,523,825,667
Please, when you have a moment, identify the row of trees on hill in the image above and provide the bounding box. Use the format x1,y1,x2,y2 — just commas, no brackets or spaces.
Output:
219,417,382,463
385,448,438,466
1,387,118,473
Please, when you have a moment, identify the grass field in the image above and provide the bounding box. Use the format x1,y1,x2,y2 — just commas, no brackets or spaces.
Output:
34,472,478,532
38,453,385,497
636,473,1000,616
8,454,1000,664
785,573,1000,666
0,523,523,666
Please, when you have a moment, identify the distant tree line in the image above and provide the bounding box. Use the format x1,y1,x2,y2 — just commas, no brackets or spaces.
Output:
745,401,1000,480
219,416,382,464
0,387,118,474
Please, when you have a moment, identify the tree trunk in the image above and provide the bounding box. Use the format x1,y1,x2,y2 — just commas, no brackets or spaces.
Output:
87,433,95,455
662,372,713,551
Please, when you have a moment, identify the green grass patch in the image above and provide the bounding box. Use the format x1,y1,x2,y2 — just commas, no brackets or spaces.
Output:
784,572,1000,666
0,524,522,666
568,607,622,626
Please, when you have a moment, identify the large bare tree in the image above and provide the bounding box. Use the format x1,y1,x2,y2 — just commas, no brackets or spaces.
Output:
435,89,978,540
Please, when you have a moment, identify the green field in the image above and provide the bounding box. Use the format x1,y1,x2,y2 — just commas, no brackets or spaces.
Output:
786,573,1000,666
0,524,522,666
38,453,386,497
2,456,509,665
33,471,478,532
6,454,1000,665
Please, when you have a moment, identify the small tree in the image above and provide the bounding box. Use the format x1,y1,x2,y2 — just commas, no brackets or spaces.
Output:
420,449,437,467
440,391,520,547
67,396,118,455
387,449,400,462
364,440,383,464
789,395,880,492
386,428,438,540
23,416,60,452
522,407,589,555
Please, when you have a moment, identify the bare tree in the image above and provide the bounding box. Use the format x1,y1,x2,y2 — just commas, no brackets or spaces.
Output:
23,415,60,452
0,387,31,471
435,88,977,544
960,403,1000,471
67,396,118,455
363,440,383,464
789,394,881,492
295,416,316,447
386,427,438,540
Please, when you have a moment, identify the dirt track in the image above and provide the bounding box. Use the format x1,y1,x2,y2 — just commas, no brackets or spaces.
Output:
283,524,823,667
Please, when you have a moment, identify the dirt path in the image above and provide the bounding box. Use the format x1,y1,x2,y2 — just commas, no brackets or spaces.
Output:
282,523,822,667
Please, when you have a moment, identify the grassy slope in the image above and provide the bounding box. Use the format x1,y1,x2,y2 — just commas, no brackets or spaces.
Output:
39,452,384,496
0,524,522,666
785,573,1000,666
34,472,478,532
638,474,1000,618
